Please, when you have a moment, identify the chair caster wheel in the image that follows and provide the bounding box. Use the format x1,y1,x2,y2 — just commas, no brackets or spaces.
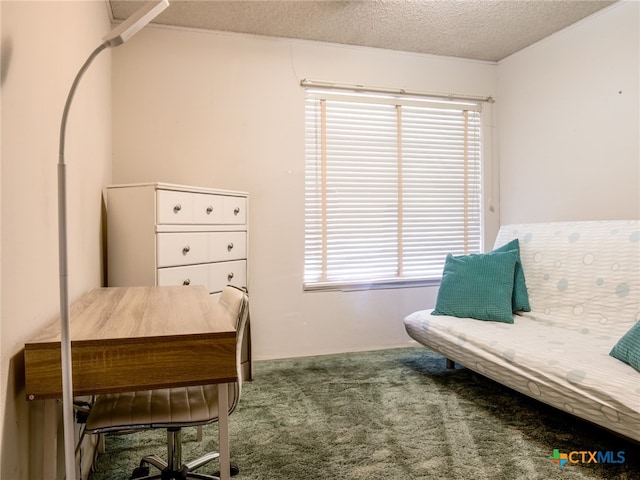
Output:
214,461,239,477
130,463,150,479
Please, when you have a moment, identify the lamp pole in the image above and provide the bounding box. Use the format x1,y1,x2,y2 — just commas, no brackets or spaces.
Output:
56,2,168,478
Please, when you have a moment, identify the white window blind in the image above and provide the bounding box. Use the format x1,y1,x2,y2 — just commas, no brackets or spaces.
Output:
304,88,482,290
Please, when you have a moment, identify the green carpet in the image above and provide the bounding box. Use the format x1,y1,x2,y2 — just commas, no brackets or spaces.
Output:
88,347,638,480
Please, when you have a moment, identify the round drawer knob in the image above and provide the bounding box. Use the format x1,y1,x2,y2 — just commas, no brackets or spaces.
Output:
227,243,234,251
182,245,191,254
183,279,191,286
206,206,213,214
227,272,234,281
233,207,240,215
173,204,182,213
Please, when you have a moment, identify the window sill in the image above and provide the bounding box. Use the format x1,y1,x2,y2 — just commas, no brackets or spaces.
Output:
303,277,441,292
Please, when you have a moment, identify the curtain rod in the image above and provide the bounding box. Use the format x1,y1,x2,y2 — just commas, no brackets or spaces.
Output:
300,79,494,104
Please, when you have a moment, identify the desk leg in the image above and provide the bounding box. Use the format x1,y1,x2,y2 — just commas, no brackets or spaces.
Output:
218,383,230,480
43,400,59,480
30,399,59,480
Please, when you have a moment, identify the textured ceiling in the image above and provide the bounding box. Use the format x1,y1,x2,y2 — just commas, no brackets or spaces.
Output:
109,0,616,62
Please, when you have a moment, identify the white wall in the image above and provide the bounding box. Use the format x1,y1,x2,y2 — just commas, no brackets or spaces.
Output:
497,1,640,224
0,1,112,477
111,28,498,361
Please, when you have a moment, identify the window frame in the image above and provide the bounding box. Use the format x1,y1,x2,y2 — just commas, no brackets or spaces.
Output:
303,86,492,292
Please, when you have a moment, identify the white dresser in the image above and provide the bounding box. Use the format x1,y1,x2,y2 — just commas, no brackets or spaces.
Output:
106,182,251,377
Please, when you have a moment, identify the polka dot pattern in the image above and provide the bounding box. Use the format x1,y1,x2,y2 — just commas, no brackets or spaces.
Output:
567,369,586,384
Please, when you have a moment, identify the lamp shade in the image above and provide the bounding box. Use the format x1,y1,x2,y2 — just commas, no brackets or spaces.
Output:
103,0,169,48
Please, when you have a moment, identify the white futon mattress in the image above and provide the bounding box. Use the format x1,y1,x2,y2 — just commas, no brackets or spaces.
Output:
404,310,640,442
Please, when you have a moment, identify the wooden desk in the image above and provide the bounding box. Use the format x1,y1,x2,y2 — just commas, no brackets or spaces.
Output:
24,286,237,480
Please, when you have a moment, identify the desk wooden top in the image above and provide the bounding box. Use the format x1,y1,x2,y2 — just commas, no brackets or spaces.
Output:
24,286,237,400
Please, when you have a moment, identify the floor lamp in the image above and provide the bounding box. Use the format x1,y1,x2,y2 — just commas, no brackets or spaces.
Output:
57,1,169,478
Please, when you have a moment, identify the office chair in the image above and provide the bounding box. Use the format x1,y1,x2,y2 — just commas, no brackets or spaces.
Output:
85,285,249,479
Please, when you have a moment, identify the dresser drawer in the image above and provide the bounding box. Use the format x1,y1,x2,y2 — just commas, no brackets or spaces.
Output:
209,260,246,292
156,190,195,224
157,260,246,293
157,233,210,267
157,190,245,225
157,232,247,267
193,193,223,224
210,232,246,261
157,264,209,288
222,196,247,224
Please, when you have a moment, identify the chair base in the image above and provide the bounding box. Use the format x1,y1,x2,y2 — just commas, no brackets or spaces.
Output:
130,458,240,480
127,427,239,480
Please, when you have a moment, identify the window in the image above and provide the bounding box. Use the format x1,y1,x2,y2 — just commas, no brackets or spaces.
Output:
304,86,484,290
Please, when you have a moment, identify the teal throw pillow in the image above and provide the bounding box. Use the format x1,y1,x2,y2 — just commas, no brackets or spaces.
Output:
493,239,531,312
432,250,518,323
610,322,640,373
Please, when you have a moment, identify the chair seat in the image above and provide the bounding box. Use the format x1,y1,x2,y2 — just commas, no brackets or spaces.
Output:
86,384,235,432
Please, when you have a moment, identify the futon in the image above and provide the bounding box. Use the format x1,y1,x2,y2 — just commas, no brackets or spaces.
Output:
404,220,640,442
